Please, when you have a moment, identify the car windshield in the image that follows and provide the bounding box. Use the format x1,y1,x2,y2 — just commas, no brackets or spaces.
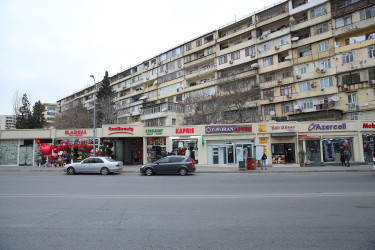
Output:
105,157,116,162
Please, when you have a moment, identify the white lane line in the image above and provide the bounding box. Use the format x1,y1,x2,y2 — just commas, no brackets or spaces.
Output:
0,192,375,199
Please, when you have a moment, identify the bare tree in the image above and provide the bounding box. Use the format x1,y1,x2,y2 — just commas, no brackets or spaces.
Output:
53,102,93,129
12,90,21,116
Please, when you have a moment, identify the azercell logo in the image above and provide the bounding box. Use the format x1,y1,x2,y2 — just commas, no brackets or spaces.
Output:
363,123,375,129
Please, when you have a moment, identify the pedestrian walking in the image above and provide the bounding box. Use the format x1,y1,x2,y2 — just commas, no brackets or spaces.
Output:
261,153,267,170
340,151,346,167
344,149,351,167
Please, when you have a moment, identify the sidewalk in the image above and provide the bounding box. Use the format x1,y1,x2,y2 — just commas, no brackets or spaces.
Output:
0,163,373,173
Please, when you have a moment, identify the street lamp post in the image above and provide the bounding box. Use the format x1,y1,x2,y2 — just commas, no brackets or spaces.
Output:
90,75,96,157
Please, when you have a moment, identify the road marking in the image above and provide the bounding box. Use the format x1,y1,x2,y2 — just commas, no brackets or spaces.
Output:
0,192,375,199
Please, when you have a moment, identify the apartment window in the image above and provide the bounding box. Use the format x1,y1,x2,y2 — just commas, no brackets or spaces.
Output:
263,89,274,99
171,82,182,92
314,22,328,35
360,6,375,20
320,77,333,89
196,89,204,97
159,65,164,73
152,68,157,76
160,53,167,62
265,104,275,115
207,86,216,96
297,64,309,75
299,81,311,92
263,56,274,67
166,61,175,70
172,119,176,125
297,45,312,57
196,39,202,47
342,73,360,84
369,69,375,80
221,32,229,38
219,55,227,65
311,5,326,18
277,35,289,46
282,102,293,113
245,46,256,57
347,93,357,104
160,86,170,95
186,55,192,63
350,112,359,120
280,85,292,96
318,41,329,52
282,72,293,78
231,51,240,60
300,98,314,109
207,46,214,55
342,52,354,64
336,16,352,28
369,45,375,58
234,27,242,33
318,59,331,69
259,41,271,52
186,43,191,51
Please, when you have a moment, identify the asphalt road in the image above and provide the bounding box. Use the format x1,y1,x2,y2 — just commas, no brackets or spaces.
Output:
0,172,375,250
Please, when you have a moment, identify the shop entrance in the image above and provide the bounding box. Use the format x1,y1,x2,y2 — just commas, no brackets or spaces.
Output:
226,144,234,164
115,138,143,164
207,141,254,165
271,143,295,164
305,140,321,165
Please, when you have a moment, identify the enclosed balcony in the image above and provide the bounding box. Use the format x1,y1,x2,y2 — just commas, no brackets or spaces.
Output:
141,102,184,121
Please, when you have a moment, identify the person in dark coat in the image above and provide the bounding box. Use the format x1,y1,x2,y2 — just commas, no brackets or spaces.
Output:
340,151,346,167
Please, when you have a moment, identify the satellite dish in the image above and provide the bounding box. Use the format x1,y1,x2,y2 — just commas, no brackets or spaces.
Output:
294,105,300,110
331,95,339,102
269,111,275,115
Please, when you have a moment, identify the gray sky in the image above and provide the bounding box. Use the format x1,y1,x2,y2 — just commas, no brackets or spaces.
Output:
0,0,278,115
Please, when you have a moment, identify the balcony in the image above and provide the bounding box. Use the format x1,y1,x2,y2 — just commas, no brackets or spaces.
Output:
290,0,328,15
184,53,216,68
141,102,184,121
260,76,294,89
185,65,216,81
333,16,375,38
331,0,375,18
291,13,331,32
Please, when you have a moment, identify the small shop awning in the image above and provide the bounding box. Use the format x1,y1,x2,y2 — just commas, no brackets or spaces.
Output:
271,133,296,137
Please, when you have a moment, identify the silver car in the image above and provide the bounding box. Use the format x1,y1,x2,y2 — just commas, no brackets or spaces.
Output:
63,157,123,175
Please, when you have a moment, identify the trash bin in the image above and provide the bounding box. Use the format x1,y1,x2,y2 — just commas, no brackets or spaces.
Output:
239,160,245,170
246,158,255,170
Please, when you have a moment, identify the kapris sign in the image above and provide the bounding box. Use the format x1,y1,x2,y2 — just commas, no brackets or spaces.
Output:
175,128,195,134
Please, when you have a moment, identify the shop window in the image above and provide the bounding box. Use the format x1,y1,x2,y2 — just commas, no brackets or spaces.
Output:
322,138,353,162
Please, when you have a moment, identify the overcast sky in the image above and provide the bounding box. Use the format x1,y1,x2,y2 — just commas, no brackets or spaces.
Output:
0,0,278,115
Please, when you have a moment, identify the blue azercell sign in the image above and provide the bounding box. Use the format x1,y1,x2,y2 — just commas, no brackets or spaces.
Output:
308,123,346,131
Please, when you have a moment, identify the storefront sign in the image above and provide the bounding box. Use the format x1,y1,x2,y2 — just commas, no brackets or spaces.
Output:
308,123,346,131
175,128,195,134
108,126,134,135
363,122,375,129
259,137,268,145
271,125,295,131
65,130,87,136
258,124,266,132
205,125,252,134
145,128,163,135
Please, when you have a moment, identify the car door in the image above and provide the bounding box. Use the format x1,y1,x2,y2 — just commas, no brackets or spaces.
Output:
154,157,170,173
78,158,92,173
90,158,104,173
166,157,184,173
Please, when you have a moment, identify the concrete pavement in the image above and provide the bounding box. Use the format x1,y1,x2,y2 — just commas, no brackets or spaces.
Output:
0,162,374,173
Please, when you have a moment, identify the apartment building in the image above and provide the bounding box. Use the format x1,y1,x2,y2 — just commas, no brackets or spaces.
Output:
57,0,375,126
42,103,57,123
0,115,16,130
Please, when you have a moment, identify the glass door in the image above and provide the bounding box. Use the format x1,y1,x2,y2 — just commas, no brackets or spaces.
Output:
226,145,234,164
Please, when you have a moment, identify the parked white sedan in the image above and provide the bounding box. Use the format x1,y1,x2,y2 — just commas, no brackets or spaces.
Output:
63,157,123,175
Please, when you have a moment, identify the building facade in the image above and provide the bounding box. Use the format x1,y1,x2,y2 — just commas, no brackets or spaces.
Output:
0,115,16,130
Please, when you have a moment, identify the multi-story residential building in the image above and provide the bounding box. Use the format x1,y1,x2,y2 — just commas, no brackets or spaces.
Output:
42,103,57,123
0,115,16,130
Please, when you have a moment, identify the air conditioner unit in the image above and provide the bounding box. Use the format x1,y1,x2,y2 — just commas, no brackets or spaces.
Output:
268,97,274,101
275,45,280,50
343,83,348,89
369,80,375,84
178,65,182,68
229,60,233,64
311,82,317,88
296,75,301,79
291,37,299,42
277,79,282,83
287,93,292,98
320,68,326,73
251,63,259,69
285,56,292,61
165,70,168,73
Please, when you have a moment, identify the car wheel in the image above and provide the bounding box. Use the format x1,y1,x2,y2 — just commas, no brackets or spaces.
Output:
145,168,153,176
179,168,187,176
100,167,109,175
67,167,75,175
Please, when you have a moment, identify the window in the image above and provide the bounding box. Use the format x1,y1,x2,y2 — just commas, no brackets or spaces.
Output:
314,22,328,35
263,56,274,67
320,77,333,89
221,32,229,38
311,5,326,18
318,41,329,52
297,45,312,57
207,46,214,55
186,55,192,63
369,45,375,58
265,104,275,115
277,35,289,46
342,52,354,64
360,6,375,20
196,39,202,47
336,16,352,28
234,27,242,33
166,61,175,71
299,81,311,92
297,64,309,75
259,41,271,52
172,119,176,125
263,89,274,99
186,43,191,51
171,82,182,92
207,86,216,96
196,89,204,97
282,102,293,113
318,59,331,69
347,93,357,104
280,85,292,96
160,86,170,95
231,51,240,60
342,73,360,84
160,53,167,62
299,98,314,109
245,46,256,57
219,55,227,65
350,112,359,120
369,69,375,80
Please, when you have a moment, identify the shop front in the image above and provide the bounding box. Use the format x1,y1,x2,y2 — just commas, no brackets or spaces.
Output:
361,122,375,163
269,123,297,164
204,125,254,165
170,126,199,163
145,128,167,163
